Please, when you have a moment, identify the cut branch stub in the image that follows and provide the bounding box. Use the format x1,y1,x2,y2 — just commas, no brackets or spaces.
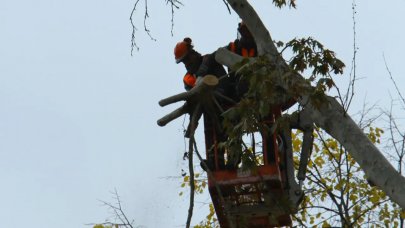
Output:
215,48,244,72
158,75,219,107
157,75,219,127
159,91,190,107
157,103,189,127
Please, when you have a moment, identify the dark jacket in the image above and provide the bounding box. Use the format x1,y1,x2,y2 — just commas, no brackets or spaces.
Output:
226,39,257,101
183,52,232,99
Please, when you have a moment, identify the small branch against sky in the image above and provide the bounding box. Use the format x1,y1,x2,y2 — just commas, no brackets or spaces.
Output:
355,100,381,130
143,0,156,42
342,0,358,112
130,0,158,55
130,0,141,54
166,0,183,36
94,189,135,228
383,53,405,109
384,102,405,174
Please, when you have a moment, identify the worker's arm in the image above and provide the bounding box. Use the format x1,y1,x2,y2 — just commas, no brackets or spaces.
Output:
183,72,196,91
194,55,211,78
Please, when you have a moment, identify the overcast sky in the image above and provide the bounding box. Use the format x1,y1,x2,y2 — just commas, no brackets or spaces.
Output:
1,0,404,227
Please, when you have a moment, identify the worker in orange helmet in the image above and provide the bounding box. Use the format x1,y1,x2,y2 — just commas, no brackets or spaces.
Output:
174,37,233,171
174,37,232,94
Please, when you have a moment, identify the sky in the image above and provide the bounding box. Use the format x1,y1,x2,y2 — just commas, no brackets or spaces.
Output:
0,0,404,227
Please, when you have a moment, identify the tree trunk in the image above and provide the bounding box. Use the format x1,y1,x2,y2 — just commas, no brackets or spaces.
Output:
218,0,405,209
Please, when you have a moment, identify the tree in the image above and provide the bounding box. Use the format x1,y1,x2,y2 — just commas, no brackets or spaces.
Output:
153,0,405,226
213,0,405,209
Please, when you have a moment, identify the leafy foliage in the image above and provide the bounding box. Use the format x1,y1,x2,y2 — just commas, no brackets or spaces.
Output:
179,173,207,196
283,37,345,77
220,36,345,153
93,225,117,228
292,127,403,227
193,204,220,228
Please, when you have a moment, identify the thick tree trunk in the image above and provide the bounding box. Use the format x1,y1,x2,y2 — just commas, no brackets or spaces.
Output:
219,0,405,209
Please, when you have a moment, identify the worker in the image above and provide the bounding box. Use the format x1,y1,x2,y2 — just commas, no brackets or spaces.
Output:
226,21,258,101
175,37,232,95
228,21,257,58
220,22,260,168
174,37,232,171
226,22,296,165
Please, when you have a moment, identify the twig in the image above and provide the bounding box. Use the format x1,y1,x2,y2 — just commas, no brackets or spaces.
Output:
96,189,135,228
383,53,405,109
143,0,156,42
129,0,157,55
345,0,358,111
130,0,141,55
165,0,183,36
338,0,357,113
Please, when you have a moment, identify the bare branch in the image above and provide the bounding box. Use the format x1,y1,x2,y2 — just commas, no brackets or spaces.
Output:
383,53,405,109
130,0,141,54
185,105,201,228
96,189,135,228
143,0,156,42
157,103,189,126
343,0,358,111
165,0,183,36
129,0,157,55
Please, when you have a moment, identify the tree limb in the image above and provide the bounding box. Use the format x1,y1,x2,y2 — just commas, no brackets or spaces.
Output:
185,104,201,228
157,103,189,126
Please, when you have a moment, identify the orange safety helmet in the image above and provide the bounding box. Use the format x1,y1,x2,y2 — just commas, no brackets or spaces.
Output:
174,37,193,64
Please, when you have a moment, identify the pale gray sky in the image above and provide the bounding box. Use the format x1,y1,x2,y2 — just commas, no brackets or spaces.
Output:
1,0,404,227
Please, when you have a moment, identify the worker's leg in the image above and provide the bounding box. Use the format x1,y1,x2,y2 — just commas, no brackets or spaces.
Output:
225,136,242,170
203,114,225,170
264,131,277,164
